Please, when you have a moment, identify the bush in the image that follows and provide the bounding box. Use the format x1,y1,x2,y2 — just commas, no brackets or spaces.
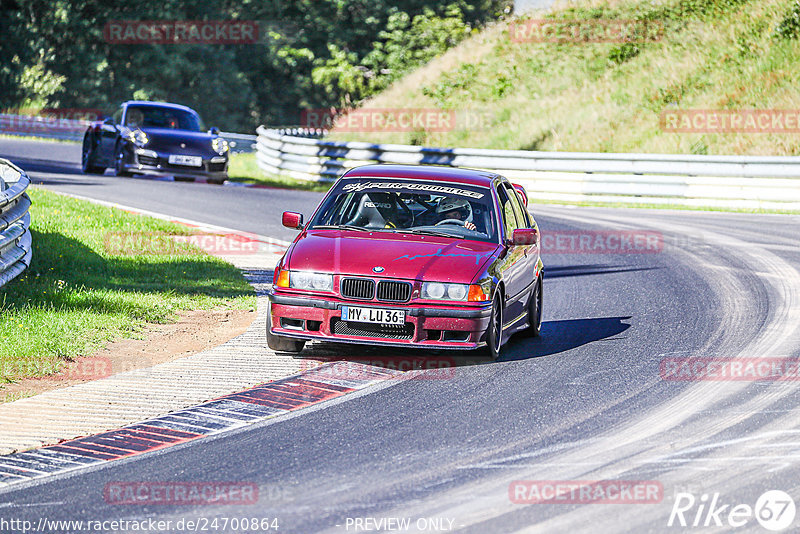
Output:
312,5,476,106
776,0,800,39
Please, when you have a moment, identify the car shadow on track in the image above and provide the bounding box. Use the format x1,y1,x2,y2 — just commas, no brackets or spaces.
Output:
294,316,632,373
500,316,632,362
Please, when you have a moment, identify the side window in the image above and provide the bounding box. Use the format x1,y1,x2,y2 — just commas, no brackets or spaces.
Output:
496,185,520,241
504,183,530,228
112,107,123,125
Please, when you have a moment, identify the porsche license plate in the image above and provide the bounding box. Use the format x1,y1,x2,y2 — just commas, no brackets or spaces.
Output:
341,306,405,325
168,154,203,167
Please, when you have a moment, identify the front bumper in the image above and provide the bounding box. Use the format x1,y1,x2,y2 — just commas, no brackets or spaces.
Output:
122,148,228,180
268,290,492,350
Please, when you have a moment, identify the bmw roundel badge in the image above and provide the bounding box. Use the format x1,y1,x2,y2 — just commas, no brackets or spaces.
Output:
373,266,385,273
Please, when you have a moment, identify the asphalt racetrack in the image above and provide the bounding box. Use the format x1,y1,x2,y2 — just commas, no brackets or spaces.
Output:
2,137,800,532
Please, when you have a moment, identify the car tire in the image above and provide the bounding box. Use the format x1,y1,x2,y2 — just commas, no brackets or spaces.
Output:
114,141,132,177
266,304,306,353
485,291,504,360
522,274,543,338
81,134,105,174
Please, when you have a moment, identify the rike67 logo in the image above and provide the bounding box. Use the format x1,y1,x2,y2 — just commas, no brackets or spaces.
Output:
668,490,796,531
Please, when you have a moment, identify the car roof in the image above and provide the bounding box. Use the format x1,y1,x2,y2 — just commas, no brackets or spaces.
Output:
342,164,500,187
122,101,198,114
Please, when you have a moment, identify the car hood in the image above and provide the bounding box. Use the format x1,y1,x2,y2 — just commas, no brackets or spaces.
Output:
287,230,501,283
139,128,217,154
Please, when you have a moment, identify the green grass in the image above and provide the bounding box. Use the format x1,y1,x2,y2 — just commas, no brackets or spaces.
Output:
0,188,255,386
0,391,34,403
227,152,333,192
328,0,800,156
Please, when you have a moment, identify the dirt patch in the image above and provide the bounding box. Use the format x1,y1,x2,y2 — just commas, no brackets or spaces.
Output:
1,308,256,403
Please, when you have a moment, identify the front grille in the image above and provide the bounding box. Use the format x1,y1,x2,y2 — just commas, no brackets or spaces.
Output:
138,155,158,166
208,162,226,172
331,318,414,340
340,277,375,300
376,280,412,302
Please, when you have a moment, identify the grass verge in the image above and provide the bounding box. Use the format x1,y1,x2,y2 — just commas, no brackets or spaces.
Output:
227,152,333,192
0,187,256,387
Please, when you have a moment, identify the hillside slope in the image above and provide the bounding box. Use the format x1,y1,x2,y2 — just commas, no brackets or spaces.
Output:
330,0,800,155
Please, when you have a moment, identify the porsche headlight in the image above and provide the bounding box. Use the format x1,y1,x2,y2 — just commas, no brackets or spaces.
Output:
211,137,229,154
422,282,469,301
289,271,333,291
125,129,148,148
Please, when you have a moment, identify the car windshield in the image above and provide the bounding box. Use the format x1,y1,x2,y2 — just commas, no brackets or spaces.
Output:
124,105,205,132
310,178,498,243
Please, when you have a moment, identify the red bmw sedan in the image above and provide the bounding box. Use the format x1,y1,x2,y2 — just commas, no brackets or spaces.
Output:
267,164,543,359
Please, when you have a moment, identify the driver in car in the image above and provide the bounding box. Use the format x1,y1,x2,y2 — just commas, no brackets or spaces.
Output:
436,197,477,231
126,109,144,128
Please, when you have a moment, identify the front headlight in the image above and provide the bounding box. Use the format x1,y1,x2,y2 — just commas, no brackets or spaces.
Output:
211,137,229,154
289,271,333,291
422,282,469,301
125,129,148,148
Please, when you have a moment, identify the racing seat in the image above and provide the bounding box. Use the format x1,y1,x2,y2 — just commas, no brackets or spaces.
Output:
345,193,408,229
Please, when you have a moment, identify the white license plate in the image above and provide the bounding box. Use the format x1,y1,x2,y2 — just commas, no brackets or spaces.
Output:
341,306,405,325
168,154,203,167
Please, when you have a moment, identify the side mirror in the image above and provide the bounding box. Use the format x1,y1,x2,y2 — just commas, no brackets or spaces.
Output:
512,228,538,246
282,211,303,230
209,127,220,135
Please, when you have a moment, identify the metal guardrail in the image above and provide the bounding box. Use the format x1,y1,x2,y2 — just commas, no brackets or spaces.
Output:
270,127,325,139
0,159,32,288
0,114,256,153
255,126,800,210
